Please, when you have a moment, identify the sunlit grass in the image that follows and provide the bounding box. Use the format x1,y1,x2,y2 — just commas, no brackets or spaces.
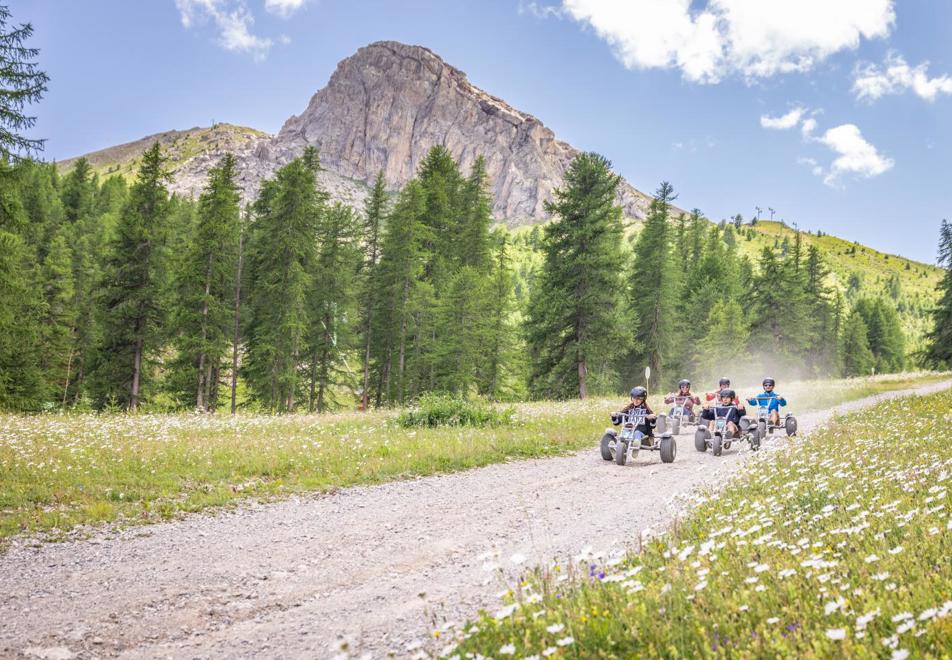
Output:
451,387,952,658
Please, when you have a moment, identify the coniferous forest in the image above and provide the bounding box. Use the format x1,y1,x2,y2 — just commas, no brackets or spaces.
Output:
1,5,950,413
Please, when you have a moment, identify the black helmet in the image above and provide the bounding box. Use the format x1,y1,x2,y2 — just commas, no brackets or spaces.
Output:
719,377,731,387
678,379,691,388
763,377,775,387
719,388,735,400
630,386,647,399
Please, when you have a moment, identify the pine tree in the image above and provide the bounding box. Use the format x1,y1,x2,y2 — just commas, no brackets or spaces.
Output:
457,156,493,271
244,148,326,411
92,143,171,410
432,266,488,394
0,5,49,159
841,310,875,376
305,203,361,412
0,162,43,408
629,182,676,385
926,220,952,367
39,229,77,404
359,171,387,410
525,152,626,399
170,153,241,410
694,300,750,383
368,181,428,405
479,233,522,399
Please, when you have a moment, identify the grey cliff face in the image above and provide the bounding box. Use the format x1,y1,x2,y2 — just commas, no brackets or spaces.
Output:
169,41,652,224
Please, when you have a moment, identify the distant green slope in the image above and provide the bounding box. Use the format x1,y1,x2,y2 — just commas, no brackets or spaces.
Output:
507,218,942,355
56,123,268,181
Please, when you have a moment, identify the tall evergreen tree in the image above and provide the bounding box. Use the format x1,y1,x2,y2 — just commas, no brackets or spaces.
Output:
170,153,241,410
358,172,388,409
926,220,952,367
305,203,361,412
244,147,326,411
841,310,875,376
0,162,43,408
369,180,429,405
0,4,48,159
38,229,76,403
525,152,626,399
628,182,676,386
92,143,171,410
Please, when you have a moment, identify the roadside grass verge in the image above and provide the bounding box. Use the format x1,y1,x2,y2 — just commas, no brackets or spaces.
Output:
0,400,602,543
452,388,952,658
0,373,947,545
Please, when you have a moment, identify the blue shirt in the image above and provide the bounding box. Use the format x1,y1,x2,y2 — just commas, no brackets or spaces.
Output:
747,391,787,412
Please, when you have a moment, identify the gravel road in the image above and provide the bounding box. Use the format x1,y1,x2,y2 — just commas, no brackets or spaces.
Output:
2,379,950,660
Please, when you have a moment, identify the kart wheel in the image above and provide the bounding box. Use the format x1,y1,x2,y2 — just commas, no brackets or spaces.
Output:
694,428,708,452
739,417,751,434
750,428,761,451
672,417,681,435
656,414,668,436
660,435,676,463
758,420,767,438
712,435,723,457
615,440,628,466
600,433,616,461
785,416,798,437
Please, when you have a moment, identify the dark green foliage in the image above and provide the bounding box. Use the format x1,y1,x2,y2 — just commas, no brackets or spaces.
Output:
169,154,241,410
243,148,326,411
525,152,627,399
925,220,952,368
841,310,875,376
91,143,171,410
305,203,362,412
0,5,48,159
396,392,514,428
628,182,676,385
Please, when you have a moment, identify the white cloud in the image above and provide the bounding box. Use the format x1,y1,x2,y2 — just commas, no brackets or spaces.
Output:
176,0,272,60
760,107,805,130
264,0,308,18
797,156,824,177
853,52,952,102
816,124,893,186
558,0,895,83
800,117,817,137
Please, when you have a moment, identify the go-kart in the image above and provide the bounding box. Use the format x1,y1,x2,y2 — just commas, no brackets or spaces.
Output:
694,404,760,456
666,396,699,435
601,410,676,465
746,397,798,445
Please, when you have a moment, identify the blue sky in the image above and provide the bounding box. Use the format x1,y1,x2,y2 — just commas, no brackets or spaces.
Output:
16,0,952,263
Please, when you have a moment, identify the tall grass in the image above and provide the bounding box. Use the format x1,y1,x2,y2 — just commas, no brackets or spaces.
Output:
451,387,952,658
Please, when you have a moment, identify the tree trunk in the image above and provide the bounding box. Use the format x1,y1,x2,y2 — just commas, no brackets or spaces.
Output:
397,279,410,404
577,356,588,400
130,332,144,412
61,344,74,408
196,255,213,410
230,226,244,415
317,348,328,413
361,305,374,411
308,352,318,413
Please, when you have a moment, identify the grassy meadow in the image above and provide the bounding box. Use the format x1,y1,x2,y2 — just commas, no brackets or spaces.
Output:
451,386,952,658
0,372,948,545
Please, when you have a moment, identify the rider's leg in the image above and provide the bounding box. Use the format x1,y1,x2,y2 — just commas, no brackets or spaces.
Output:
769,409,780,426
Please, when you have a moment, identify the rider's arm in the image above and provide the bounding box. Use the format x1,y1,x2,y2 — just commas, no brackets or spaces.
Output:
664,395,674,404
778,395,787,407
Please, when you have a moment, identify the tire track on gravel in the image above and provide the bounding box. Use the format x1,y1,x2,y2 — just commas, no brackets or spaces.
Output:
2,379,951,659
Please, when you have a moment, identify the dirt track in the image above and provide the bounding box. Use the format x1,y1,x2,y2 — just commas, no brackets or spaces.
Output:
2,379,950,660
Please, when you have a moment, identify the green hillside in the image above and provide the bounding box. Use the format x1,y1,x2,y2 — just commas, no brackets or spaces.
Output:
736,221,941,352
56,123,267,181
508,218,942,356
